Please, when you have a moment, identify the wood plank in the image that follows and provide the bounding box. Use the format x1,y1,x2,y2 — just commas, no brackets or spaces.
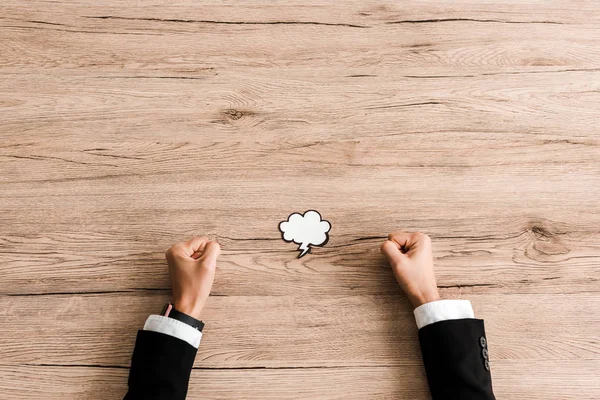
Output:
1,207,599,295
1,361,598,400
2,23,600,76
1,293,597,367
1,70,600,142
3,0,600,29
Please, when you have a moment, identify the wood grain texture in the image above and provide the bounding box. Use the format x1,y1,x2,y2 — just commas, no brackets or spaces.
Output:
0,293,598,367
1,1,599,398
1,361,599,400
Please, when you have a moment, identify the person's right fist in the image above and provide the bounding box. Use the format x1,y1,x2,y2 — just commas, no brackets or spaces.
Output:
380,232,440,308
165,237,221,319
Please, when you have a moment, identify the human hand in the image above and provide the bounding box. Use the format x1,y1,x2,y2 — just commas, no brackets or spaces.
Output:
165,237,221,319
380,232,440,308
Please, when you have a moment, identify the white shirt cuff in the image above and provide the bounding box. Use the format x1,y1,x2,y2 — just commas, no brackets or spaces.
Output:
143,315,202,348
413,299,475,329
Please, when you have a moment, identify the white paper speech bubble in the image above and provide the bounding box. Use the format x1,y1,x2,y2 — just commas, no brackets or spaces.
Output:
279,210,331,258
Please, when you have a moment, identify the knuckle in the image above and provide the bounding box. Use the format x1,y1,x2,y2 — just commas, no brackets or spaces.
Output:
380,241,389,253
166,243,182,257
389,231,402,239
414,232,431,242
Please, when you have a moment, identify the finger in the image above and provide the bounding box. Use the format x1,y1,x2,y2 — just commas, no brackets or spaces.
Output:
381,240,407,265
179,236,210,257
199,240,221,266
388,232,428,252
388,232,414,251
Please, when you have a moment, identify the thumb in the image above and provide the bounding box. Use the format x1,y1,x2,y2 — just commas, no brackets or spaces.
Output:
199,240,221,266
381,240,407,266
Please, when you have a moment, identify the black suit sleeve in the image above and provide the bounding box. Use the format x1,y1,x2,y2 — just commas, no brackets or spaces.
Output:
418,319,495,400
124,330,197,400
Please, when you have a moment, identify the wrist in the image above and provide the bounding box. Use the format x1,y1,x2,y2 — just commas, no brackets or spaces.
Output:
162,302,205,332
409,290,441,309
173,298,204,320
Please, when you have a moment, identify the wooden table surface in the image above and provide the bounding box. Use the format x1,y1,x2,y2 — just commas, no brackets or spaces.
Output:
1,1,599,399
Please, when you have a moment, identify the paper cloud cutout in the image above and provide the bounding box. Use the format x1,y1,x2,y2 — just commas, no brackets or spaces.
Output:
279,210,331,258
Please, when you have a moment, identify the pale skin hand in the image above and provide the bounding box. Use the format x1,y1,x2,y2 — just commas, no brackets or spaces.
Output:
380,232,441,308
165,237,221,319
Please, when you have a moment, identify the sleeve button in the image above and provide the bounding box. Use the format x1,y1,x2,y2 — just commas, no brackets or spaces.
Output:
480,336,487,348
484,360,490,371
482,348,489,360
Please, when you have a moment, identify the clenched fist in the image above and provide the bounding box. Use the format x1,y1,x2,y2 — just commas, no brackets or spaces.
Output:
381,232,440,308
165,237,221,319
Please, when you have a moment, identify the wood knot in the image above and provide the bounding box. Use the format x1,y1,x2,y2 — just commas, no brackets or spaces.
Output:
222,108,252,120
523,220,570,260
531,225,553,239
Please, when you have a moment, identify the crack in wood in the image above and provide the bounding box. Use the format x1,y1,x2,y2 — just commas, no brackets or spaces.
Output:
404,68,600,79
353,236,387,241
4,288,170,297
0,154,118,167
17,362,400,370
218,236,280,241
81,150,144,160
387,18,563,25
27,20,67,26
364,101,443,110
83,15,369,28
438,283,501,289
20,363,129,369
91,75,211,80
